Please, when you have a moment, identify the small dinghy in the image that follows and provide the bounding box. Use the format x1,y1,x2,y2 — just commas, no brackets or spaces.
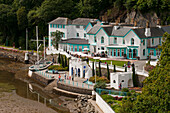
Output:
29,61,53,71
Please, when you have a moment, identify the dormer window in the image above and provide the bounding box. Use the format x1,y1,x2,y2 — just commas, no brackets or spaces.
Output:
152,38,154,45
131,38,134,45
77,33,79,37
101,36,104,43
114,37,117,44
123,39,125,44
76,25,80,28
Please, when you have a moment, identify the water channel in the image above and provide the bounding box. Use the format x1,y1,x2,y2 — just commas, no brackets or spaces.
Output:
0,68,70,113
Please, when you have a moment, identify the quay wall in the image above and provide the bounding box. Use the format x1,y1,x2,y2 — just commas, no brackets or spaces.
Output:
57,82,93,95
30,72,55,87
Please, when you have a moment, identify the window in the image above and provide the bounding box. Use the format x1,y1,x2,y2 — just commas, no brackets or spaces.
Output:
76,25,80,28
131,38,134,45
152,38,154,45
110,49,112,56
63,25,65,28
121,49,124,56
84,33,86,37
71,46,73,51
150,50,154,55
122,80,124,82
101,36,104,43
54,24,57,28
50,24,53,28
123,39,125,44
94,36,97,42
62,33,65,38
156,50,161,55
77,33,79,37
75,46,77,52
143,49,145,56
101,47,104,50
114,37,117,44
159,38,161,45
114,49,116,56
113,80,116,83
143,39,145,45
79,46,82,52
117,49,120,56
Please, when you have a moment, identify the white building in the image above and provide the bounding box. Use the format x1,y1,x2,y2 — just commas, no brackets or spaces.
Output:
110,72,133,89
69,58,92,79
48,17,170,60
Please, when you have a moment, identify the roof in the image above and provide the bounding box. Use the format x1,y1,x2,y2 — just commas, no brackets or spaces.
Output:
132,27,165,38
87,24,101,34
161,26,170,34
59,38,89,44
111,27,131,36
48,17,72,25
103,26,113,36
72,18,98,26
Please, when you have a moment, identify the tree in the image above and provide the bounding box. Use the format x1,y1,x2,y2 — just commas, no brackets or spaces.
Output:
119,33,170,113
98,61,102,77
92,61,95,76
16,6,27,30
61,55,65,68
51,30,63,49
65,56,67,67
125,66,127,72
132,65,137,87
58,53,61,64
107,63,110,80
114,65,116,72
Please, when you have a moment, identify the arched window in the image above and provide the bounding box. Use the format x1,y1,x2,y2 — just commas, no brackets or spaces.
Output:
143,49,145,56
113,80,116,83
131,38,134,45
101,36,104,43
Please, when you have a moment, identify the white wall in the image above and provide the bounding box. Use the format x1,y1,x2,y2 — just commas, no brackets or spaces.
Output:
96,92,115,113
110,72,133,89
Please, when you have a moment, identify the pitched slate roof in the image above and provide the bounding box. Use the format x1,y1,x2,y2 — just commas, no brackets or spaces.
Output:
161,26,170,34
111,27,131,36
59,38,89,44
72,18,98,26
87,25,101,34
48,17,72,25
132,27,165,38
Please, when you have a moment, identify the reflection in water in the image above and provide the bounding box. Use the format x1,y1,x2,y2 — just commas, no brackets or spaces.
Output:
0,70,69,113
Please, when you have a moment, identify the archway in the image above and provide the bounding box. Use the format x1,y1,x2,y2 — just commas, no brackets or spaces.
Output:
128,79,133,87
78,68,80,77
129,49,132,58
133,49,137,58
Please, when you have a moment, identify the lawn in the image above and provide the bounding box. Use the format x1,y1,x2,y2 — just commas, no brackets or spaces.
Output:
89,58,127,67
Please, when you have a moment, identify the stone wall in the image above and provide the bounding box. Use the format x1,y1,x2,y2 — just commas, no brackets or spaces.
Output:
57,83,93,95
31,73,55,87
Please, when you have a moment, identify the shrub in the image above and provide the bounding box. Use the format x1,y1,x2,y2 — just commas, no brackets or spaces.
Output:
101,91,108,95
122,88,129,92
127,92,132,96
106,99,114,104
101,94,115,101
48,65,68,71
94,81,106,90
89,76,109,83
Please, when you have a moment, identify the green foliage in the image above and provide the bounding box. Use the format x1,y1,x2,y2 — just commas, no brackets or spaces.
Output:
48,65,68,71
107,63,110,80
101,94,115,101
98,61,102,77
114,65,116,72
121,88,129,92
94,81,106,90
119,33,170,113
132,65,138,87
51,30,64,49
89,76,110,83
58,53,61,64
92,61,95,76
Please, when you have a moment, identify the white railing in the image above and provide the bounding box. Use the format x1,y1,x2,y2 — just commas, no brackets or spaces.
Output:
96,92,115,113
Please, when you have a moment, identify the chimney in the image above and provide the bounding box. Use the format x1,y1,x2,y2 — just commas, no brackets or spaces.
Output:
133,20,138,29
114,20,119,30
131,18,134,24
156,19,161,28
145,21,151,37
